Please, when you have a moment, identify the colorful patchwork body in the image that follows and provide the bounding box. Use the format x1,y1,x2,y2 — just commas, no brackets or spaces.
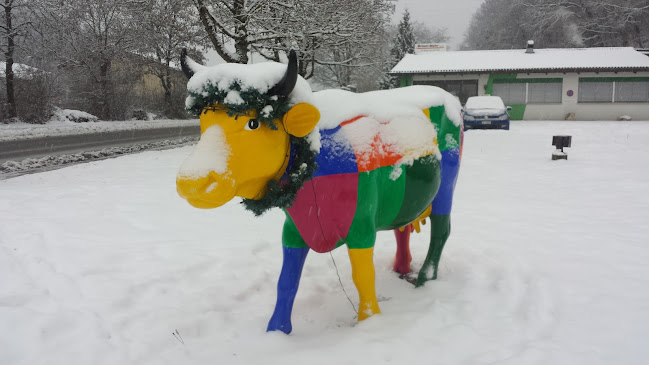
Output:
269,98,463,331
283,105,461,253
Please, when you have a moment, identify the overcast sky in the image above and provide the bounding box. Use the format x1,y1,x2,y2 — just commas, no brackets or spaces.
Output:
393,0,485,50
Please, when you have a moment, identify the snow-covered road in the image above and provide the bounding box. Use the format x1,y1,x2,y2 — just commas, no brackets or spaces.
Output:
0,119,200,178
0,125,200,163
1,121,648,365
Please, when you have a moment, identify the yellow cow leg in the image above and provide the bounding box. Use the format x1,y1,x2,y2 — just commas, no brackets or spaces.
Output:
348,247,381,321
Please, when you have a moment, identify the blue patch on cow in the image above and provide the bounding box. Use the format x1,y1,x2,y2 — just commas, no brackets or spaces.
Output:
432,148,460,215
313,126,358,178
280,143,298,182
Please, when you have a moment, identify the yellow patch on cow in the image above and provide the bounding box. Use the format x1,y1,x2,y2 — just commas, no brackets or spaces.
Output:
422,108,439,147
177,105,291,207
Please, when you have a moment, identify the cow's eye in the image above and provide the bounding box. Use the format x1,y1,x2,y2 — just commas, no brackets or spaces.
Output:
245,119,260,130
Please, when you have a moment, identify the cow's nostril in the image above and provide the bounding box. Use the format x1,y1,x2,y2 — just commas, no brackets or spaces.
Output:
206,182,218,193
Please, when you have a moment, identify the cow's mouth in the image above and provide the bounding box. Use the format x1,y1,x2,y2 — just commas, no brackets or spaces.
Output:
176,173,236,209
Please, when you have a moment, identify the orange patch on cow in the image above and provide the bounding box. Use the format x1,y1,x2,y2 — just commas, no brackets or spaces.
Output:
340,116,404,173
354,134,403,172
340,115,365,127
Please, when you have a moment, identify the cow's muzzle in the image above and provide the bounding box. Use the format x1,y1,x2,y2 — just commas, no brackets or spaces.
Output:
176,171,236,209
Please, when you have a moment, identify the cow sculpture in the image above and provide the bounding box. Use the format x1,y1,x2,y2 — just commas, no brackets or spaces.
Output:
176,49,463,334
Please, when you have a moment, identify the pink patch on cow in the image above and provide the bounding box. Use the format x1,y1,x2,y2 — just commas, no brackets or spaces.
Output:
287,173,358,253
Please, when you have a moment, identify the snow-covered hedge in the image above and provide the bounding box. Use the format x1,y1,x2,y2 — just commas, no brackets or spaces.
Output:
131,110,159,121
50,108,99,123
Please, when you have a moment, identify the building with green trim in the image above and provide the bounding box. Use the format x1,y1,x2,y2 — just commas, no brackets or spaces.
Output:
390,45,649,121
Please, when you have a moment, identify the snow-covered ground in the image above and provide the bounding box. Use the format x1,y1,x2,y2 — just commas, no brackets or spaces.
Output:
1,121,648,365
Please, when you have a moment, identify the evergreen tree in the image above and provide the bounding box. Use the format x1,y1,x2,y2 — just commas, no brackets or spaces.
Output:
381,10,416,89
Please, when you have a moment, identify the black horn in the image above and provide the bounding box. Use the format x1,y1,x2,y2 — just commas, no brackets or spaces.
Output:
268,50,298,99
180,48,194,79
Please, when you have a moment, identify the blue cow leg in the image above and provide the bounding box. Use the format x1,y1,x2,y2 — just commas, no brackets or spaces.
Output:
267,245,309,334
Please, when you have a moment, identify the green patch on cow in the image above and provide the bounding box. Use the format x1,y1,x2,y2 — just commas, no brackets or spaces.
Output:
390,154,441,229
345,166,406,249
428,105,461,152
281,211,308,248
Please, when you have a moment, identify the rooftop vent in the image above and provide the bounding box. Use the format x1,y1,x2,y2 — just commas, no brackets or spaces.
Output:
526,40,535,54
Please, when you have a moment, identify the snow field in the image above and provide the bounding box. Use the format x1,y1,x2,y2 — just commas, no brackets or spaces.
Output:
1,121,648,365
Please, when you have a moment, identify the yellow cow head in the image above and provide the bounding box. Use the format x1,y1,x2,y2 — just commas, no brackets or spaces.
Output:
176,50,319,209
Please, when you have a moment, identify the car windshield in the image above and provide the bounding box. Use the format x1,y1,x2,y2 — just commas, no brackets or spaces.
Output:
465,96,506,111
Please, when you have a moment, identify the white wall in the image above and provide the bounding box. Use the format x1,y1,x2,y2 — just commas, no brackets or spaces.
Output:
524,72,649,120
412,71,649,121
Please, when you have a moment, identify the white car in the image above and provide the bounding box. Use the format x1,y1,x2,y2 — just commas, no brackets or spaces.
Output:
463,96,511,130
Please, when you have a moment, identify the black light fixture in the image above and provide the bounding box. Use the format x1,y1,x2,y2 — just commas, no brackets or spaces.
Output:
552,135,572,160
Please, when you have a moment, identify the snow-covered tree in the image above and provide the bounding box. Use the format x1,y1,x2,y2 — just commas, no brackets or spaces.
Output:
393,10,416,60
193,0,394,80
461,0,530,50
380,10,416,90
462,0,649,50
306,0,393,88
412,21,451,47
527,0,649,48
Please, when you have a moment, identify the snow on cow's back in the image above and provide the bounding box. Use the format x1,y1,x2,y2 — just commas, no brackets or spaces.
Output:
311,86,462,167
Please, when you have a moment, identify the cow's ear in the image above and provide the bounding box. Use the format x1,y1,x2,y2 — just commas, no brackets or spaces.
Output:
283,103,320,137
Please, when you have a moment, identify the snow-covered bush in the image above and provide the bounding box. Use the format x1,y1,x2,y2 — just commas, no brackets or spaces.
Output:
1,117,22,125
50,108,99,123
0,66,56,124
131,110,159,121
132,110,148,121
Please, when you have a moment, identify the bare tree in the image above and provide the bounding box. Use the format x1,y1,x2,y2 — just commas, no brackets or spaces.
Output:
0,0,30,120
33,0,147,119
192,0,273,64
302,0,393,87
269,0,394,79
193,0,394,79
138,0,205,117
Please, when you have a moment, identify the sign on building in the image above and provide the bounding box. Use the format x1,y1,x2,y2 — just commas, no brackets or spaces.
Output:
415,43,447,54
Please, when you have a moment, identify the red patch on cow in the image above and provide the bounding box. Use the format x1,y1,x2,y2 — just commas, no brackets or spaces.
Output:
287,173,358,253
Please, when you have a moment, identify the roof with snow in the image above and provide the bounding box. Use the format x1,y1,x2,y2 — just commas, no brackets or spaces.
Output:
390,47,649,75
